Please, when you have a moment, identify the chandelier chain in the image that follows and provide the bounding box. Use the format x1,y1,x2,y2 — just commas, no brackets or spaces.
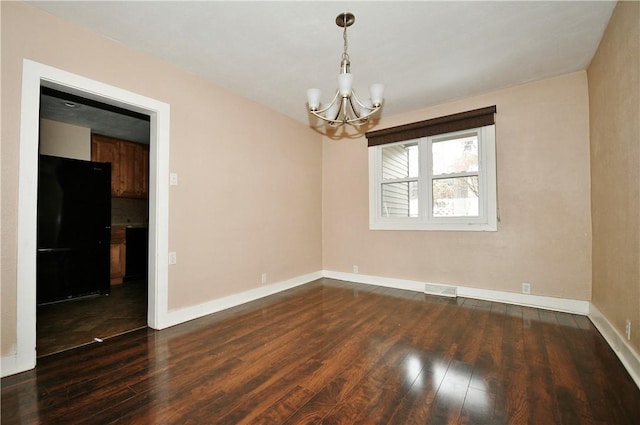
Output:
342,22,349,62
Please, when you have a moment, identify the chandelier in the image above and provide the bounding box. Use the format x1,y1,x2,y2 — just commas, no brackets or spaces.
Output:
306,12,384,127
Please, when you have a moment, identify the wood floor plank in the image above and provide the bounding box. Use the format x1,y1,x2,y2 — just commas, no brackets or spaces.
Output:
521,307,562,424
451,301,491,365
494,312,530,423
458,387,495,425
554,311,580,328
424,359,472,424
557,317,637,424
468,307,505,395
542,316,596,424
2,278,639,425
247,385,315,425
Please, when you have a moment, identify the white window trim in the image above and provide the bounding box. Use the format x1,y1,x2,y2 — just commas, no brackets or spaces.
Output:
369,125,497,231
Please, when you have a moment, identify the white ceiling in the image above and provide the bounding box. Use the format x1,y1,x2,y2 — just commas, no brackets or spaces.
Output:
31,1,616,127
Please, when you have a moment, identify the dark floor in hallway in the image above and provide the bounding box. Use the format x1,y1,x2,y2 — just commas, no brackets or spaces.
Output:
36,279,147,357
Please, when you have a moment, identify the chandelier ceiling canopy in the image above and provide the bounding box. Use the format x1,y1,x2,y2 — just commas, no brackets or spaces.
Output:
306,12,384,129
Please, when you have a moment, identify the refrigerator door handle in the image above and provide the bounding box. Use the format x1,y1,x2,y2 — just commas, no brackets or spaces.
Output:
37,248,72,253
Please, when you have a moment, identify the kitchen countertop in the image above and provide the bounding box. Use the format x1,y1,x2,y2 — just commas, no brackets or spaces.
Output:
112,222,148,228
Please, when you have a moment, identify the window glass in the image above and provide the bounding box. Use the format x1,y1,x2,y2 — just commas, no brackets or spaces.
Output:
382,142,419,180
382,181,419,217
432,177,479,217
432,135,478,175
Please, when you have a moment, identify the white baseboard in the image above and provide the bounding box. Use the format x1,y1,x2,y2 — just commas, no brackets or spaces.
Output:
1,354,19,378
456,285,589,314
589,304,640,389
323,270,426,293
1,352,35,379
159,271,323,329
321,270,590,315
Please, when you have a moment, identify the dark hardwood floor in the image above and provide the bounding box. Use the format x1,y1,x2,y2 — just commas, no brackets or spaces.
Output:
36,279,147,356
2,278,639,424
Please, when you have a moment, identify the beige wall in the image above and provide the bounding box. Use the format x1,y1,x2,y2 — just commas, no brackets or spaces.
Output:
588,1,640,353
39,118,91,160
323,72,593,300
1,2,323,356
5,0,632,364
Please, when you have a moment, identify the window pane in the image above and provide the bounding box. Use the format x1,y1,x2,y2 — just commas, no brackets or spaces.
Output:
433,177,479,217
382,142,418,180
432,135,478,175
382,181,419,217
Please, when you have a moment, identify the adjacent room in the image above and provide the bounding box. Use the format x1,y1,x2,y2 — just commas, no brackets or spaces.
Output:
36,87,150,356
1,1,638,424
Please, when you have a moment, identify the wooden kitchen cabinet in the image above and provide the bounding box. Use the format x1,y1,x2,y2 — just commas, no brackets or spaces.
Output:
110,227,126,284
91,135,120,196
91,134,149,199
118,141,149,198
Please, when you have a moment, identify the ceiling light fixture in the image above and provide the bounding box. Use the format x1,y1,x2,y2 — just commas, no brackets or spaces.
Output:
306,12,384,128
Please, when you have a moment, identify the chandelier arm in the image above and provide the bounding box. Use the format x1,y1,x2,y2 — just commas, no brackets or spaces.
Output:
344,107,380,124
329,99,346,127
348,97,361,119
308,90,344,125
310,90,342,115
310,106,380,127
345,91,381,124
347,90,378,119
309,110,340,125
347,97,366,125
349,89,367,110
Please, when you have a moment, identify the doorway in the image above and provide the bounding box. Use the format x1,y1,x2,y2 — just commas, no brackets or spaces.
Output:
13,59,170,375
36,88,150,356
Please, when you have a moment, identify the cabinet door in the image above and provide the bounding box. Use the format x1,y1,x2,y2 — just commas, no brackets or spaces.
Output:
110,243,126,284
110,227,126,284
91,135,120,196
133,144,149,199
118,141,139,198
138,144,150,198
119,142,149,199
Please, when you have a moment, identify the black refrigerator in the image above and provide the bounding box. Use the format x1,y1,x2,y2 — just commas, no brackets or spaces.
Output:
37,155,111,305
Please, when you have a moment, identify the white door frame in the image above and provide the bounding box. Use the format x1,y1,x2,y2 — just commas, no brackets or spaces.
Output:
11,59,170,375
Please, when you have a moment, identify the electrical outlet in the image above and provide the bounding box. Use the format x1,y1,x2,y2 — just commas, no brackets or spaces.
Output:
168,252,177,265
522,282,531,294
353,265,359,274
261,273,267,284
625,319,631,341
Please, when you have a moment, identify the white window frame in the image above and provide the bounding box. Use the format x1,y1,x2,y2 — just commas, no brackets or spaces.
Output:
369,125,497,231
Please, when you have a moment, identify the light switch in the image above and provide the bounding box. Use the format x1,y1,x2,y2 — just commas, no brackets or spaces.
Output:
170,173,178,186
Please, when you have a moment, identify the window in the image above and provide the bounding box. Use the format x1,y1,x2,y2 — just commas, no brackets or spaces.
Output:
367,107,497,231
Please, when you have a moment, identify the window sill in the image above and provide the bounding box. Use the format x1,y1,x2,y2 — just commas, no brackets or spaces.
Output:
369,220,497,232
